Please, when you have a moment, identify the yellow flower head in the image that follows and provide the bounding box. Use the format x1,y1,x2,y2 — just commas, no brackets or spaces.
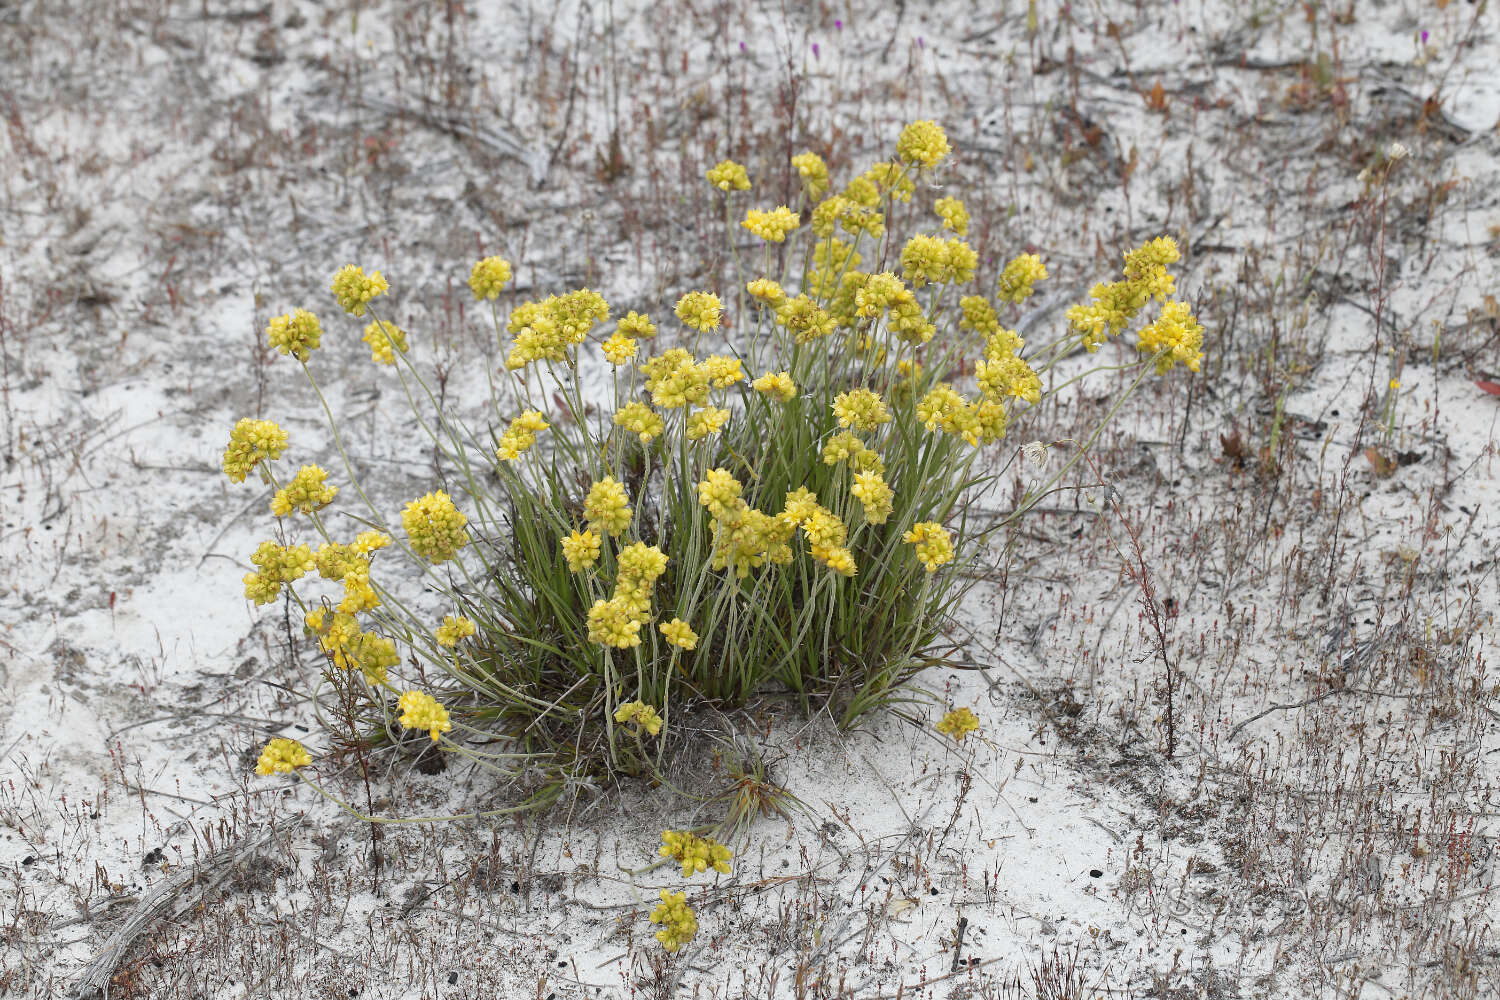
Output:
266,308,323,362
659,830,733,878
330,265,388,317
583,477,632,537
659,618,699,650
703,355,744,388
976,354,1042,405
503,290,610,369
706,159,751,191
1136,301,1205,374
353,530,392,555
468,256,513,300
270,464,338,517
903,521,955,573
832,388,891,431
675,291,723,332
497,409,550,461
934,196,970,236
362,319,408,365
791,151,831,198
222,418,288,483
613,699,664,735
601,331,638,365
614,401,665,443
686,406,731,440
741,205,800,242
649,889,699,952
775,294,836,344
616,310,657,339
586,597,644,648
810,195,851,238
751,370,796,402
896,119,951,168
244,540,316,605
560,529,602,572
821,431,883,475
401,491,468,563
854,271,913,319
641,349,712,409
958,295,1000,336
746,277,787,307
255,737,311,776
900,234,952,288
996,253,1048,304
397,690,452,742
851,470,894,525
435,614,476,647
936,706,980,741
697,468,744,521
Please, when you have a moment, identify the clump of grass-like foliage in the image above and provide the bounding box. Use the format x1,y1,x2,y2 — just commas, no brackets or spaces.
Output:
235,120,1205,814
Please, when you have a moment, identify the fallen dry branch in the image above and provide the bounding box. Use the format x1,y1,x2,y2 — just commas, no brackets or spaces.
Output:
68,819,299,1000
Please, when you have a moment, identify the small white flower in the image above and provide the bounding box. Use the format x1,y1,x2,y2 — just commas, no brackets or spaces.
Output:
1021,441,1049,469
1388,141,1409,161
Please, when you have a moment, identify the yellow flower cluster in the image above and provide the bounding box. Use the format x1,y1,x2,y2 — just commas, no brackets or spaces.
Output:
256,737,311,776
896,119,951,168
860,162,916,203
435,614,476,647
330,265,388,317
746,277,786,306
832,388,891,431
649,890,698,952
851,470,894,524
659,618,699,650
903,521,955,572
915,384,1009,447
782,487,856,576
270,464,337,517
775,294,836,344
958,295,1001,335
996,253,1048,304
401,491,468,563
697,469,796,577
397,689,452,742
504,289,610,369
821,431,884,475
934,196,969,236
854,272,911,319
1065,237,1180,351
561,529,602,571
741,206,800,242
705,159,750,191
243,541,315,605
936,706,980,741
791,151,830,198
307,608,397,684
222,418,288,483
900,235,977,288
975,347,1042,405
614,401,665,442
1137,301,1205,374
586,542,669,648
614,699,664,735
497,410,549,461
308,538,385,615
362,319,408,365
616,310,657,339
601,330,637,365
674,291,722,332
660,830,733,877
468,255,513,300
751,370,796,402
685,406,730,440
584,477,632,537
